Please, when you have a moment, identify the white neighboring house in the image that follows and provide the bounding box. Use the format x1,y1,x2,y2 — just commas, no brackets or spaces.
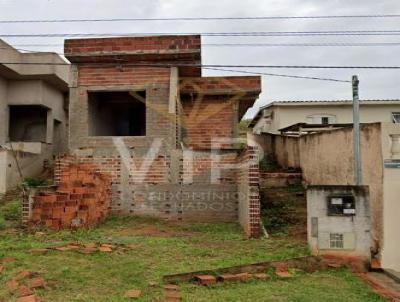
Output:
249,100,400,134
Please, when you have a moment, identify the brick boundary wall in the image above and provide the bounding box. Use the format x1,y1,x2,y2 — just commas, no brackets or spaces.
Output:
237,146,261,238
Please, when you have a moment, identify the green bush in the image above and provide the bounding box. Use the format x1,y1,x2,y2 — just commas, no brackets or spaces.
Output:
259,157,279,172
0,216,5,230
23,177,48,188
261,204,291,234
2,201,21,221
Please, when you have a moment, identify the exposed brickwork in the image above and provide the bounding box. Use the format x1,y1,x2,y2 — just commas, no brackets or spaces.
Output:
65,35,201,56
62,35,262,233
181,96,235,150
77,66,170,87
180,76,261,94
31,163,111,230
237,146,261,238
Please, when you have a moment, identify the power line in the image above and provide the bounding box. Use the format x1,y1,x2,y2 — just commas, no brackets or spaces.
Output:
0,55,350,82
2,30,400,38
204,42,400,47
0,14,400,23
203,67,350,83
1,61,400,69
8,42,400,48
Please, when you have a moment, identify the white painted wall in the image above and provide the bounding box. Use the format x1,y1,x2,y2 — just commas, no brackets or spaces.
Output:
255,103,400,134
381,123,400,272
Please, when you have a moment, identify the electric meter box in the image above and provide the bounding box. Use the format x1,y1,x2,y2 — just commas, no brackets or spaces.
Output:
327,195,356,216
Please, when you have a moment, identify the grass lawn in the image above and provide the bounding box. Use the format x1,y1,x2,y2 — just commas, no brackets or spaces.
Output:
0,215,385,302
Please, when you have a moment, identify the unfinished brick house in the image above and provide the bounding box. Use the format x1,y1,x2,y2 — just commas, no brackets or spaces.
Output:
58,35,261,236
0,39,69,193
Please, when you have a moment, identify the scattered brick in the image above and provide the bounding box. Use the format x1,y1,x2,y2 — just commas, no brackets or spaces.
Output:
6,279,19,292
17,286,34,298
30,249,49,255
164,284,179,291
101,243,116,249
15,271,32,281
165,291,181,299
217,274,238,282
98,246,113,253
79,247,97,255
218,273,251,282
54,246,73,252
2,256,15,263
233,273,251,281
85,242,97,249
28,277,45,289
253,273,270,280
124,289,142,298
16,295,38,302
327,263,343,268
194,275,216,286
65,244,80,250
276,271,293,278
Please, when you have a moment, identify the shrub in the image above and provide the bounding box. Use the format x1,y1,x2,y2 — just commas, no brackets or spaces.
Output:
23,177,48,188
0,216,5,230
259,157,279,172
2,201,21,221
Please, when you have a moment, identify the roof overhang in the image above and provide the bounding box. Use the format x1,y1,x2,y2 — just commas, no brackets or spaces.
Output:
179,76,261,120
0,39,70,91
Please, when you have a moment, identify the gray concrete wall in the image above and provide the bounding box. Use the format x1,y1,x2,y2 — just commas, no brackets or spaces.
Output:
253,124,384,256
0,77,8,145
307,186,371,260
0,40,69,193
3,144,53,190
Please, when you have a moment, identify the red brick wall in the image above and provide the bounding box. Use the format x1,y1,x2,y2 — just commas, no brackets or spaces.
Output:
180,76,261,94
237,146,261,238
56,155,169,186
182,152,238,184
31,163,111,230
181,96,235,149
65,35,201,55
77,65,170,86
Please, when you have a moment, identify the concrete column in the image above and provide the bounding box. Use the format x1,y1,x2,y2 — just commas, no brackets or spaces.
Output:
0,78,8,145
0,151,7,193
46,109,54,144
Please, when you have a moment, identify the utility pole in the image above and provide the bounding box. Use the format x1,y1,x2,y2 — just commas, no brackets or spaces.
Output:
352,75,362,185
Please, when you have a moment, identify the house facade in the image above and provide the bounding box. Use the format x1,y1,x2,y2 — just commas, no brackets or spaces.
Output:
250,100,400,134
60,35,262,237
0,40,69,193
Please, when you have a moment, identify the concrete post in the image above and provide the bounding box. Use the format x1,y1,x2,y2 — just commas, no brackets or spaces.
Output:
352,75,362,185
